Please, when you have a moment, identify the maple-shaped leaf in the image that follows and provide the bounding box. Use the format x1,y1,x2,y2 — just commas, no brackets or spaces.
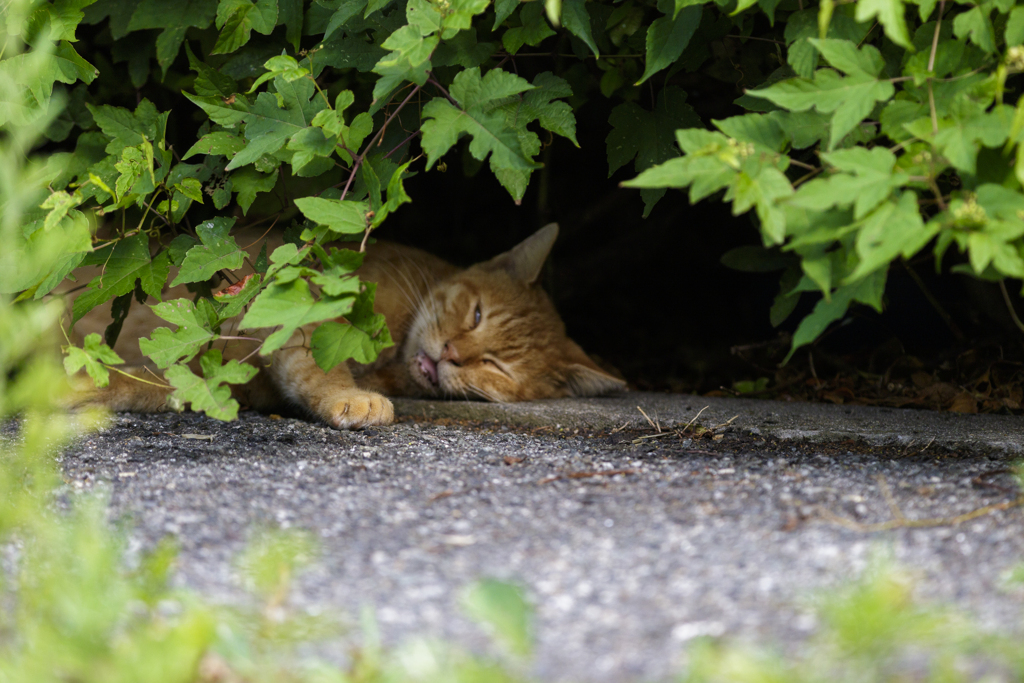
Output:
746,68,895,150
903,103,1011,175
240,278,357,354
607,86,701,216
420,67,540,180
63,333,124,388
165,350,258,421
227,78,324,171
845,192,936,283
491,72,578,201
171,218,245,286
72,233,159,323
789,147,909,219
86,99,169,155
371,24,439,102
138,299,219,368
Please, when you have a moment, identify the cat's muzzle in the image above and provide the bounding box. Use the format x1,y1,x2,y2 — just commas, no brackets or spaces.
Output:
414,350,439,387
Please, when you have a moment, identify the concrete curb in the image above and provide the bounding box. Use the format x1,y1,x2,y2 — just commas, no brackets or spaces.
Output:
393,391,1024,455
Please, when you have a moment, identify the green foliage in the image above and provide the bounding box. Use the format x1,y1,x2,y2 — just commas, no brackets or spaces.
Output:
9,0,1024,404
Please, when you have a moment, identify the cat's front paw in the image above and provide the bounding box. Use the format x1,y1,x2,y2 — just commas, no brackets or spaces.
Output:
324,390,394,429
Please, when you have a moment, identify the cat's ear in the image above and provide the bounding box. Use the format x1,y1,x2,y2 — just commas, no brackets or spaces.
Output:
482,223,559,284
561,339,627,397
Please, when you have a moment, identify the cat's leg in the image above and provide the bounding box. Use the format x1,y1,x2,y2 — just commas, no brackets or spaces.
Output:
66,365,174,413
267,338,394,429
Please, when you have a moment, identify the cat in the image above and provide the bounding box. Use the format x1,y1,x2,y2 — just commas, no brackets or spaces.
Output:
67,223,625,429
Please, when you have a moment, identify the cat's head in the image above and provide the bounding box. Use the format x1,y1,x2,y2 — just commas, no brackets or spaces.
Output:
403,223,626,401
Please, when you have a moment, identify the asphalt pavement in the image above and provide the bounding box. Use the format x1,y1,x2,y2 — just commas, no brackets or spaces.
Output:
54,393,1024,681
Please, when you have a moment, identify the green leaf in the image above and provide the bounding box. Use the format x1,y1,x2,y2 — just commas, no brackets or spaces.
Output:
494,0,520,28
1007,6,1024,46
420,67,540,174
311,313,392,369
714,113,787,151
226,83,320,171
213,0,279,54
854,0,912,50
790,147,907,219
186,43,238,98
184,131,247,159
166,350,258,421
503,1,556,55
240,278,356,354
636,5,701,85
87,99,169,155
171,218,245,286
952,4,995,54
904,104,1012,175
607,86,701,215
462,579,533,657
747,70,895,149
562,0,599,57
786,269,887,361
140,251,172,301
371,24,439,101
845,192,934,282
807,38,885,77
295,197,370,235
72,233,155,323
247,54,310,93
139,299,218,368
64,333,124,389
231,167,278,214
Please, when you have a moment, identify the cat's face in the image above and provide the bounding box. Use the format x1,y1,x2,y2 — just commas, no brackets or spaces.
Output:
401,225,625,402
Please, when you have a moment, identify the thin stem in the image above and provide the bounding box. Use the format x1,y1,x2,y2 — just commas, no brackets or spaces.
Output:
999,280,1024,335
217,335,265,343
427,76,458,106
383,129,422,160
788,158,818,171
725,34,785,45
927,0,946,136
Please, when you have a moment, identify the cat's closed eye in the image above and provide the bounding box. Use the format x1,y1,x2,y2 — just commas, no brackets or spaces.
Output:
481,357,510,377
471,304,482,328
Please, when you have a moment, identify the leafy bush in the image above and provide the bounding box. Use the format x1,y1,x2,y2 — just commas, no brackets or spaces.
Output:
7,0,1024,413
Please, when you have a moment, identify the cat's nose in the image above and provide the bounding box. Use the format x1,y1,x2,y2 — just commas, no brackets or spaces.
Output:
440,342,461,365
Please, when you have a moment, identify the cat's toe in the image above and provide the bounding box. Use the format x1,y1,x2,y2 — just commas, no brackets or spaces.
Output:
326,391,394,429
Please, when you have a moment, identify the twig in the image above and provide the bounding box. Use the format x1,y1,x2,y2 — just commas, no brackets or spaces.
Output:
636,406,660,432
815,496,1024,532
682,406,709,432
609,421,631,434
710,415,739,431
538,469,637,485
631,431,676,444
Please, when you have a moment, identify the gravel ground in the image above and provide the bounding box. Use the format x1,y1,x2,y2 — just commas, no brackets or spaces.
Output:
50,407,1024,682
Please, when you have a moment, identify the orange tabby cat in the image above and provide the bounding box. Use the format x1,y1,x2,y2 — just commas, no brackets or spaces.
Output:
67,223,625,429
